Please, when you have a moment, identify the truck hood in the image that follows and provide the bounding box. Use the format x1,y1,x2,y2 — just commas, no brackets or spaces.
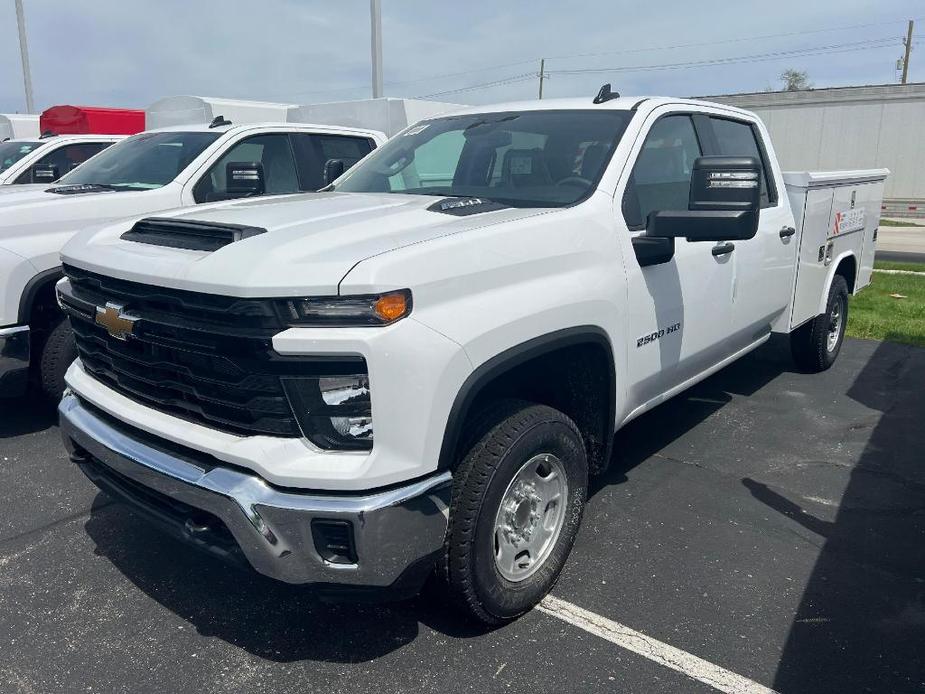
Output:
63,192,552,296
0,184,162,241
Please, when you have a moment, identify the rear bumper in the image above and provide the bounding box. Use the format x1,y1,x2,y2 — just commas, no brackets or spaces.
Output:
59,393,452,591
0,325,30,397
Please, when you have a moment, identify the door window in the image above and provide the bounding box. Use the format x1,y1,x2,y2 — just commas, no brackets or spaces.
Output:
289,133,374,190
709,117,775,207
622,115,702,229
14,142,111,183
193,133,300,203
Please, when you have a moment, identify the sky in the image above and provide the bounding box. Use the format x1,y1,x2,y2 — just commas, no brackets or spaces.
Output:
0,0,922,113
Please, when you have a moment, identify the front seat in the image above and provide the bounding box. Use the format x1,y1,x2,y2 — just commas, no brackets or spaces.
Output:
501,148,552,187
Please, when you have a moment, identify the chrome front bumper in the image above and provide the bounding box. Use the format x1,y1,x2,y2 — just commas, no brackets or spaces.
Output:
59,393,452,590
0,325,30,396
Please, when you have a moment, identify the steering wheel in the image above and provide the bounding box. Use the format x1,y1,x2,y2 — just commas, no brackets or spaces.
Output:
556,176,592,188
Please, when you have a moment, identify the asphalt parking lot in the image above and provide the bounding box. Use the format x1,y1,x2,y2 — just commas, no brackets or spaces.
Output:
1,336,923,694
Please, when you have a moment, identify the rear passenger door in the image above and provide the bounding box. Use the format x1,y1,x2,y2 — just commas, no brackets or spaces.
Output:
621,112,736,409
706,116,796,346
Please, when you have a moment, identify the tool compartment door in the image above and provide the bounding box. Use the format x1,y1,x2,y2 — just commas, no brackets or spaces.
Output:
788,186,834,330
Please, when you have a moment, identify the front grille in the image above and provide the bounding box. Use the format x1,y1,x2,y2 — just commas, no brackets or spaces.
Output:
60,264,364,438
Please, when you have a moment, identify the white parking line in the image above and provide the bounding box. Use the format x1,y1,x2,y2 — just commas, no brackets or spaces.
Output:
538,595,778,694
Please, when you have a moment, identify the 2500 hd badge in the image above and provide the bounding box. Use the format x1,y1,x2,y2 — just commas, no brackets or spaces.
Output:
637,322,681,348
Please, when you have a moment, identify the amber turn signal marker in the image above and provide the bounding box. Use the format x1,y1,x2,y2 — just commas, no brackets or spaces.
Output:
374,292,410,322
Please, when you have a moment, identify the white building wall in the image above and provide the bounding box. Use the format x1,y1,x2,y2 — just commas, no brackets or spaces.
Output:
705,83,925,203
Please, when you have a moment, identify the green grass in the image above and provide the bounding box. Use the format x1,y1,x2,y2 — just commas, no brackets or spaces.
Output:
848,271,925,347
880,218,924,227
874,259,925,273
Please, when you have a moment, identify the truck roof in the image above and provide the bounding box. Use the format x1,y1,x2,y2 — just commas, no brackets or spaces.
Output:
434,96,758,119
140,121,387,140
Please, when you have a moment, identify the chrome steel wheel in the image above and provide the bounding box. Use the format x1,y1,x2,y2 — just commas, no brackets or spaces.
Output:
492,453,568,582
827,296,844,352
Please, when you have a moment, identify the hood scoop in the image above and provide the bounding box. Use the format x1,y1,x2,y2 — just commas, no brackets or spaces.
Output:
427,197,509,216
120,217,267,252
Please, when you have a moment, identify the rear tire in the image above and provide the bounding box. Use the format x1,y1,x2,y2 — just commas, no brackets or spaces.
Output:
441,401,588,625
37,317,76,402
790,275,849,373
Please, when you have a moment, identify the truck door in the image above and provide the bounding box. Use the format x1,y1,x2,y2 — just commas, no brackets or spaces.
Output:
706,116,796,347
620,113,735,410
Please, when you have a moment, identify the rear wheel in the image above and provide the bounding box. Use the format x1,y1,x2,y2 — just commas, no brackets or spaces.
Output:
37,317,76,402
441,401,588,625
790,275,849,373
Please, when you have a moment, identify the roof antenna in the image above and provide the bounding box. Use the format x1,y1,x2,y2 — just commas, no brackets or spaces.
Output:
209,115,232,128
593,83,620,104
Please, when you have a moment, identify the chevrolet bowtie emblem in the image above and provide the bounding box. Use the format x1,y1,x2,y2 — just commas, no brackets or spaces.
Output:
95,302,138,341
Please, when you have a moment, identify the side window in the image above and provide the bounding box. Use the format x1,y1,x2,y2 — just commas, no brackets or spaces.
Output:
709,117,775,207
14,142,111,183
290,134,374,190
622,115,702,229
193,133,299,203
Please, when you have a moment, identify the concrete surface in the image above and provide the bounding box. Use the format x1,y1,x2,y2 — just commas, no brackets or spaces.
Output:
877,227,925,255
1,337,923,693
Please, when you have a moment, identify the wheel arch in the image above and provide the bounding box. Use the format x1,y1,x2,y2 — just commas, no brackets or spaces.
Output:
437,326,617,475
817,252,857,315
18,266,64,326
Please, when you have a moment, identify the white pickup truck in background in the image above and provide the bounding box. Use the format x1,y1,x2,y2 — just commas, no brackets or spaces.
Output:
56,90,886,624
0,99,387,401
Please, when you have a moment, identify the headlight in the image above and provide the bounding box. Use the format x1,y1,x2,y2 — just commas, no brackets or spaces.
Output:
278,289,411,327
282,370,373,450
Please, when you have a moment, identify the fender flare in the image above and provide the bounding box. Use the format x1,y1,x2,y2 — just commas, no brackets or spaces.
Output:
18,266,63,325
817,251,857,316
437,326,617,471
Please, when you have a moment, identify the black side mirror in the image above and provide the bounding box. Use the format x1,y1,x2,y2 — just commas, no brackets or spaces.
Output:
323,158,346,186
225,161,265,198
32,164,60,184
647,156,761,242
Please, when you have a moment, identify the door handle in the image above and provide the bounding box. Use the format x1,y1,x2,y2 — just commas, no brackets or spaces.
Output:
712,242,735,256
779,226,796,239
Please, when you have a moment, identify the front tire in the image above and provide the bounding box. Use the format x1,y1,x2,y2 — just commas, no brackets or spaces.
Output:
441,401,588,625
790,274,849,373
37,317,76,402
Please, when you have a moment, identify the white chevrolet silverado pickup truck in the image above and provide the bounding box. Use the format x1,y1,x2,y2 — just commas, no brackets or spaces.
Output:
0,119,384,400
56,89,886,624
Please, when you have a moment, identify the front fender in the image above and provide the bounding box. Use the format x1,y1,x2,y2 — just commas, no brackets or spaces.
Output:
0,246,38,327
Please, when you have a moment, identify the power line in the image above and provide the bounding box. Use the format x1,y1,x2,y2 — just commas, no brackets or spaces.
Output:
542,17,918,62
549,38,901,76
271,19,921,102
416,73,537,99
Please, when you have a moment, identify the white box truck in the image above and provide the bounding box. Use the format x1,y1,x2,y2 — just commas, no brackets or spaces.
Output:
57,89,886,624
0,113,40,140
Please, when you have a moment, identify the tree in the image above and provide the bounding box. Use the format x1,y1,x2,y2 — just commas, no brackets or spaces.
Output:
779,69,812,91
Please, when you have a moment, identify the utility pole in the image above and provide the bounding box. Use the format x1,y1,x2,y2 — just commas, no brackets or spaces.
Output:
901,19,914,84
370,0,383,98
14,0,35,113
538,58,545,99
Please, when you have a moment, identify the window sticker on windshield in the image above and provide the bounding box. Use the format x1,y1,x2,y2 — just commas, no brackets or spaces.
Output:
509,155,533,175
19,145,33,154
404,124,429,136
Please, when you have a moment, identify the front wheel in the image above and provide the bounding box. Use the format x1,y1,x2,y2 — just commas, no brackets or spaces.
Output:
441,401,588,625
37,317,76,402
790,274,849,373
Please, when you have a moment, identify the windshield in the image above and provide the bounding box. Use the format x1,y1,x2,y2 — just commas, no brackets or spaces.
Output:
334,109,633,207
60,131,220,190
0,141,43,173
